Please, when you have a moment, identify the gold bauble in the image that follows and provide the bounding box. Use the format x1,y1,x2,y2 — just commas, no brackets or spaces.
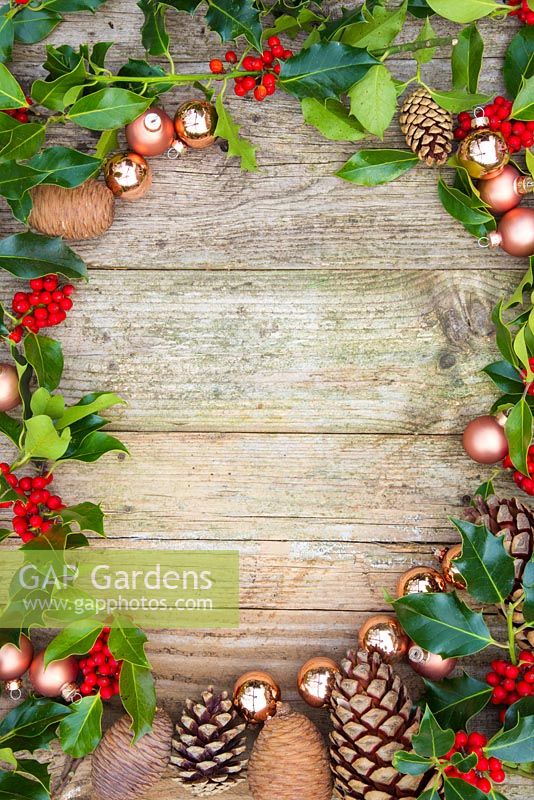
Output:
357,614,408,663
441,544,466,590
297,657,339,708
104,152,152,201
233,670,281,724
397,565,447,597
457,113,509,180
174,100,217,149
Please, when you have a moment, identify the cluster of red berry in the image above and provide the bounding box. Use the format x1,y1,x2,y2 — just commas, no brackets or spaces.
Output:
209,37,293,101
8,274,74,342
454,97,534,154
509,0,534,24
486,652,534,720
503,449,534,495
0,464,64,543
443,731,505,793
2,96,32,124
79,627,122,701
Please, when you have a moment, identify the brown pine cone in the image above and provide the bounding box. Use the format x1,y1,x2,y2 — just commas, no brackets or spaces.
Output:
30,180,114,240
399,87,453,167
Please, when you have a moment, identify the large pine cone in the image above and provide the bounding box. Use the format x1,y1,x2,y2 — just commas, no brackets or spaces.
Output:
91,709,173,800
170,686,247,796
30,180,114,240
399,87,453,167
330,650,434,800
465,494,534,649
248,702,332,800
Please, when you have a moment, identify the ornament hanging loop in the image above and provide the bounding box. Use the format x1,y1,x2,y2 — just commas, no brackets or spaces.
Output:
5,679,22,701
478,236,490,248
167,140,186,160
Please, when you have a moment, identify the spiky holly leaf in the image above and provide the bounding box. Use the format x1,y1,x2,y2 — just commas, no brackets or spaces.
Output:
119,662,156,742
279,42,378,100
487,715,534,763
505,26,534,98
450,519,515,604
0,63,28,110
24,334,64,392
422,672,492,730
0,233,87,281
412,707,454,759
214,92,257,172
60,502,105,536
44,619,104,666
205,0,262,51
523,557,534,623
0,697,70,752
59,693,103,757
139,0,170,56
392,750,431,775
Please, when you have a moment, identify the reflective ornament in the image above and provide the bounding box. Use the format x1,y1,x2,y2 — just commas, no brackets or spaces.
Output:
462,414,508,465
441,545,466,590
125,108,175,157
297,657,339,708
478,165,534,215
174,101,218,149
457,110,509,180
484,207,534,258
29,651,80,701
408,643,456,680
0,634,33,699
104,152,152,201
357,615,408,663
0,363,20,412
397,566,446,597
233,670,281,724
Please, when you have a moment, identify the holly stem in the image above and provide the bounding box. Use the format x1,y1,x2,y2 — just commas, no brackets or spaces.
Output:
90,70,254,86
379,34,458,59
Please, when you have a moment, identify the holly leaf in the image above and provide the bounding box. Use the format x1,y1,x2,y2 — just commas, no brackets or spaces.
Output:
23,415,71,461
412,706,454,758
279,42,378,101
337,148,418,185
117,59,172,96
443,777,488,799
205,0,262,50
30,387,64,419
523,556,534,623
422,672,492,729
505,397,532,476
492,301,518,367
0,163,44,201
56,392,125,429
451,23,483,93
487,715,534,762
392,749,432,775
414,17,437,66
139,0,169,56
348,64,396,138
214,92,257,172
0,697,70,752
119,662,156,742
45,619,103,666
13,7,61,44
340,0,407,51
24,334,64,391
513,75,534,121
417,787,441,800
482,360,524,395
0,772,49,800
108,619,150,668
59,694,103,757
428,87,490,113
301,98,366,141
0,13,14,64
450,519,515,603
0,118,45,164
28,147,102,188
0,63,28,110
0,411,22,446
474,479,495,499
504,696,534,729
505,27,534,98
0,233,87,281
60,502,105,536
450,751,477,773
392,592,493,657
31,57,87,111
425,0,502,23
67,88,151,130
59,430,128,462
438,180,494,227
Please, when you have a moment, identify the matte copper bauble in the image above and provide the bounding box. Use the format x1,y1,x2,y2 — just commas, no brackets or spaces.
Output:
478,165,534,215
397,566,447,597
174,100,218,149
457,112,509,180
0,634,33,699
0,363,20,412
462,414,508,465
357,615,408,663
29,651,79,701
441,544,466,590
125,108,175,157
408,643,457,680
233,670,281,723
486,207,534,258
104,152,152,201
297,656,339,708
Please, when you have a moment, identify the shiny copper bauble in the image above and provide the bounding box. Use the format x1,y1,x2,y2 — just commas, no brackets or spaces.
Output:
233,670,281,723
397,566,447,597
408,643,457,680
441,544,466,590
174,101,217,149
104,152,152,201
462,414,508,465
0,633,33,681
125,108,175,157
487,207,534,258
478,165,534,215
357,615,408,663
0,363,20,412
457,115,509,180
29,651,79,701
297,656,339,708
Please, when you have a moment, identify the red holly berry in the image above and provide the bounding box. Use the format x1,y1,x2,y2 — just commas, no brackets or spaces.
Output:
486,653,534,706
224,50,237,64
5,274,75,342
78,627,122,701
209,59,224,74
254,85,267,102
509,0,534,24
442,730,505,794
212,38,293,103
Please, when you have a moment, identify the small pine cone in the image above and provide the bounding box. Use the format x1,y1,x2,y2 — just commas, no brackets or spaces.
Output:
330,649,434,799
170,687,247,796
399,87,453,167
91,709,173,800
248,702,332,800
465,494,534,649
30,180,115,240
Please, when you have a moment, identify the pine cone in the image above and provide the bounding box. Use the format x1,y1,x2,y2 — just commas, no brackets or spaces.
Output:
30,180,115,240
248,702,332,800
465,494,534,649
330,649,434,800
399,87,453,167
91,709,173,800
170,686,247,796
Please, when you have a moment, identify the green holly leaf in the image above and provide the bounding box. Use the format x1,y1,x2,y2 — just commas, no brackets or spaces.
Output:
443,777,487,799
504,696,534,729
205,0,262,50
425,0,502,23
13,7,62,44
513,75,534,120
119,662,156,742
214,92,257,172
0,163,44,201
59,694,103,757
438,180,494,227
482,361,524,395
117,59,172,96
417,787,441,800
392,749,432,775
279,42,378,101
300,97,366,141
138,0,169,56
56,392,125,429
45,619,103,666
0,233,87,281
24,334,64,392
0,63,28,110
392,592,493,657
46,0,107,9
0,117,45,164
505,397,533,476
0,411,22,447
0,772,49,800
451,23,483,93
505,27,534,98
28,147,102,189
422,672,492,729
486,715,534,762
30,387,65,419
412,706,454,759
16,756,50,791
60,502,105,536
340,0,407,51
492,301,518,367
428,87,490,113
450,751,477,773
67,88,151,130
0,13,14,64
24,415,71,461
450,519,515,603
0,697,70,752
414,17,437,65
31,57,87,111
348,64,396,138
523,556,534,623
109,620,150,668
337,148,418,185
59,430,128,462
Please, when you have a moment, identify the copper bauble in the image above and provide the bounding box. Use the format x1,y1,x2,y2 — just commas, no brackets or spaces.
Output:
0,363,20,412
457,112,509,180
408,643,457,680
478,165,534,215
104,152,152,201
441,544,466,590
233,670,281,723
462,414,508,464
125,108,175,157
0,633,33,699
29,650,79,701
174,100,217,149
397,566,447,597
357,615,408,663
486,207,534,257
297,657,339,708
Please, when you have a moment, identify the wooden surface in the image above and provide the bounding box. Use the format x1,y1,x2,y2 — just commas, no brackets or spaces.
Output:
2,4,532,798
